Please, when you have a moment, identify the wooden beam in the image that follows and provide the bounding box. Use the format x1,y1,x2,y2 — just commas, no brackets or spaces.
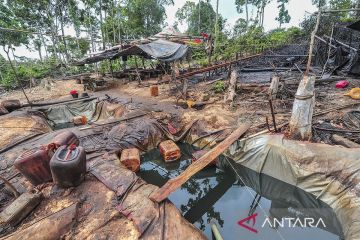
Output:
149,123,251,203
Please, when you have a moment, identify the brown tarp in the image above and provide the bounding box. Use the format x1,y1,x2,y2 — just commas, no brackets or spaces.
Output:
0,113,206,240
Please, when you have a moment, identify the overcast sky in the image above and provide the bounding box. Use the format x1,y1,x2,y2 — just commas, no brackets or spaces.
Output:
2,0,318,59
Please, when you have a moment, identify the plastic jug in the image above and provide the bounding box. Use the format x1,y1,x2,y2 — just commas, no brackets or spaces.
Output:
14,147,52,185
50,145,86,188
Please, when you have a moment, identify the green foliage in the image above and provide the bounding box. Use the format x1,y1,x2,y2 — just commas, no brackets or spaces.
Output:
121,0,174,38
0,2,29,48
276,0,291,27
176,1,225,35
212,81,226,93
233,18,248,36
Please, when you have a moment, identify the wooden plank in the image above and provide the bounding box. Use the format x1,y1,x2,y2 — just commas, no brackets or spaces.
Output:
149,123,251,203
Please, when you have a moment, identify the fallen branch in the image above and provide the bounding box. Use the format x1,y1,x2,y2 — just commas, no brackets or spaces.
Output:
149,123,251,203
313,126,360,133
331,134,360,148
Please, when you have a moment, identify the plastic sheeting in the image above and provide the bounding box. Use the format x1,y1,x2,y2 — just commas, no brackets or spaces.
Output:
220,134,360,240
0,111,52,152
73,39,189,65
322,46,360,76
116,39,189,62
137,39,189,62
44,99,128,127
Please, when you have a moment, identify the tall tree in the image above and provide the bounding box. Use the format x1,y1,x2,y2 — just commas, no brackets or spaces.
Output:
235,0,271,29
0,1,31,103
176,0,225,35
276,0,291,28
214,0,219,51
235,0,249,29
122,0,174,38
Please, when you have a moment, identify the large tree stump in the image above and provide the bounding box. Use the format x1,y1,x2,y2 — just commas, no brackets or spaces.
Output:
289,75,315,140
224,70,238,106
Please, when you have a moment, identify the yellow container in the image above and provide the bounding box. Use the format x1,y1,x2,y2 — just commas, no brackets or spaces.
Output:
344,87,360,100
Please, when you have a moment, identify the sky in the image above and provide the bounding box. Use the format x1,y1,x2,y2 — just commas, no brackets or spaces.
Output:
1,0,318,60
166,0,318,32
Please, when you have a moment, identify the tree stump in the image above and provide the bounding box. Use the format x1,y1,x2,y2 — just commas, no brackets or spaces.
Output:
224,70,238,106
289,75,315,140
268,76,280,100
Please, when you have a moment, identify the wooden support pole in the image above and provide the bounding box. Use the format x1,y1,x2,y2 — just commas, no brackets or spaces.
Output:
149,123,251,203
289,10,320,140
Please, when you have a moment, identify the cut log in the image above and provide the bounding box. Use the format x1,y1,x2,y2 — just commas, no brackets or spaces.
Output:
331,134,360,148
268,76,280,100
224,70,238,106
149,123,251,203
3,203,78,240
289,75,315,140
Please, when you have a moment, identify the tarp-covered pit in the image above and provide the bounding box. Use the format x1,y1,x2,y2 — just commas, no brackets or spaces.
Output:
221,134,360,240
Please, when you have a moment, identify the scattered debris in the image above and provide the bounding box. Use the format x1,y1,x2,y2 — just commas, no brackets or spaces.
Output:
159,140,181,162
120,148,141,172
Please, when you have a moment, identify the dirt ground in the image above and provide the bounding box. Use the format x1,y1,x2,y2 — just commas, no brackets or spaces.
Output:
1,72,359,134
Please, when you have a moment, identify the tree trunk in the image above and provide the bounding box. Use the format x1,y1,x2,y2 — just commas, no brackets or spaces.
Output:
224,70,237,106
38,47,43,62
10,47,17,67
112,0,116,44
40,33,49,59
214,0,219,53
3,46,31,105
60,7,69,62
261,4,265,27
99,0,105,49
198,0,201,34
245,0,249,29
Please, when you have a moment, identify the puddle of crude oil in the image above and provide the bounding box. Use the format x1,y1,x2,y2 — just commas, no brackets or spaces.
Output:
138,143,344,240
